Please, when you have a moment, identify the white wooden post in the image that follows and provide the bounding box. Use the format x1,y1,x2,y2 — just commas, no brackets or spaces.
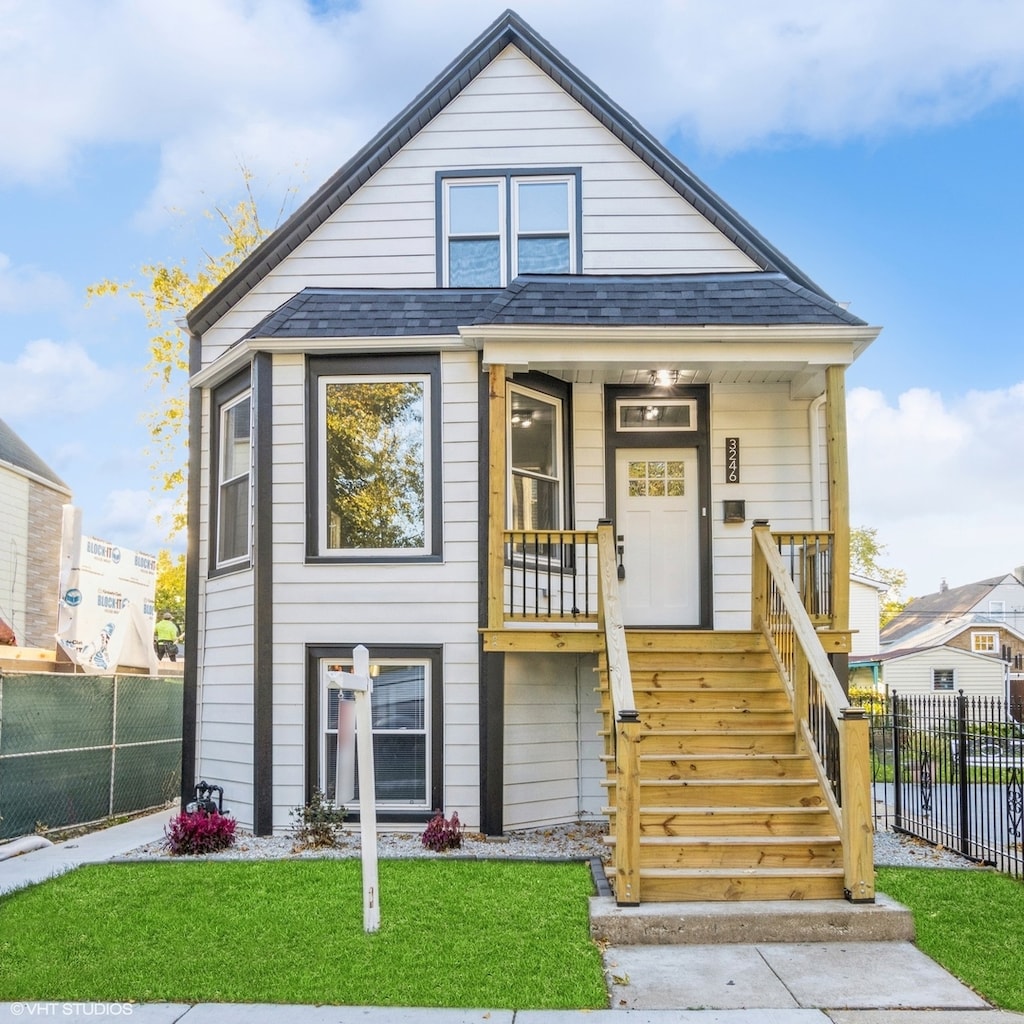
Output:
327,644,380,933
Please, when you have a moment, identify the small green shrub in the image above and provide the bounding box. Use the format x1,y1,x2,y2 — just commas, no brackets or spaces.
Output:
421,809,462,852
291,788,347,848
165,810,236,855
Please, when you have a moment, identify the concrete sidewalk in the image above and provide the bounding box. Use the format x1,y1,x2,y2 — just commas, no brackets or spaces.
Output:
1,810,1021,1023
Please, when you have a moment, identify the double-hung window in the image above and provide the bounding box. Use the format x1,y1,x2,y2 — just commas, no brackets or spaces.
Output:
212,374,252,571
308,354,441,560
309,645,442,821
440,170,579,286
508,383,563,533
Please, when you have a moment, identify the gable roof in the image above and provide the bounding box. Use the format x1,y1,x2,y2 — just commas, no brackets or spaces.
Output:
190,9,834,338
878,614,1024,658
0,416,70,494
881,574,1021,646
245,272,863,341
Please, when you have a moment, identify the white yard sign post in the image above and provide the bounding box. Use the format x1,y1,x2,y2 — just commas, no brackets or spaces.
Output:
327,644,380,933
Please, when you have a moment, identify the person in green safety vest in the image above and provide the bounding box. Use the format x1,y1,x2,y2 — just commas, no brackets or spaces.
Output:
154,611,181,662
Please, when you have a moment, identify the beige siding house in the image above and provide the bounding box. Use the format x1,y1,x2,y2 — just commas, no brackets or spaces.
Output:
183,13,880,905
0,417,71,648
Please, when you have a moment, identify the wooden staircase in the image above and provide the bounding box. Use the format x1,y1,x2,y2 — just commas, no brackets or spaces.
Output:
599,630,846,902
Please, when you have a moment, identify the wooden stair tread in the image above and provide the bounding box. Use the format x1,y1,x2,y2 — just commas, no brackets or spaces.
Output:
608,866,845,878
604,834,841,846
617,804,832,814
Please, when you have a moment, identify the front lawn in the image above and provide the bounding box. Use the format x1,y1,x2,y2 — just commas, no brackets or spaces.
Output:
877,866,1024,1012
0,859,607,1008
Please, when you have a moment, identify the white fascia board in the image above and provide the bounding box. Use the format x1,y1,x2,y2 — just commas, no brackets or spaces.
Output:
0,459,72,498
190,335,467,389
470,324,879,372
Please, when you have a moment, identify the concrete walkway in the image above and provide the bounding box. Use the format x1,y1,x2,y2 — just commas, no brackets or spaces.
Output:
1,810,1021,1023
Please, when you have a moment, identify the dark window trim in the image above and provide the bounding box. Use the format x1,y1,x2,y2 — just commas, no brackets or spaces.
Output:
435,167,583,286
305,353,443,563
304,643,443,824
208,367,253,578
603,383,712,629
509,370,573,533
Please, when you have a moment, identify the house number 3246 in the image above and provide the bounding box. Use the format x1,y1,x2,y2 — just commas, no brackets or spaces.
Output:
726,437,740,483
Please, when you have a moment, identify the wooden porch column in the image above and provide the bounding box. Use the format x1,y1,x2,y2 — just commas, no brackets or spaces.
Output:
487,365,507,630
825,366,850,635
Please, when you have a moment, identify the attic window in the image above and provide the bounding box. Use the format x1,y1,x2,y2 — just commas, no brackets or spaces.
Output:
972,631,999,654
438,170,580,286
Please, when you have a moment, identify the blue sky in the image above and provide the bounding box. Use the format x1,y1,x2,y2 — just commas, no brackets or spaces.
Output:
1,0,1022,598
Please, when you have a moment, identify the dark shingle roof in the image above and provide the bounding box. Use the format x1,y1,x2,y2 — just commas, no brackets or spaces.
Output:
190,10,835,339
244,273,864,340
481,274,866,327
0,416,70,492
246,288,501,339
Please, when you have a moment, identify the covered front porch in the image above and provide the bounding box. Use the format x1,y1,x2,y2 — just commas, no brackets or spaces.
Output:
470,314,876,901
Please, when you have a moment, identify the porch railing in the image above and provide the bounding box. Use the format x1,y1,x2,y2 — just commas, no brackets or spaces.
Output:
772,531,834,627
596,521,641,905
752,521,874,902
501,529,600,624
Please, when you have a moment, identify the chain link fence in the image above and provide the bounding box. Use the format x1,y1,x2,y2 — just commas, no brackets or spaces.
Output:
0,672,182,840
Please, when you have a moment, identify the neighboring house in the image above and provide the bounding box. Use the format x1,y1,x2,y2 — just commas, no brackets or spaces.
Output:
0,416,71,648
882,572,1024,646
848,573,888,691
863,574,1024,704
182,11,880,845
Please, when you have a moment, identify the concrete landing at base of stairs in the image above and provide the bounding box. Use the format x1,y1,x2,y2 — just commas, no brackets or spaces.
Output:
590,894,916,945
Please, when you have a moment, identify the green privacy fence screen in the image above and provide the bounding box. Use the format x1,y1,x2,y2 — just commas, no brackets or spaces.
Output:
0,673,182,840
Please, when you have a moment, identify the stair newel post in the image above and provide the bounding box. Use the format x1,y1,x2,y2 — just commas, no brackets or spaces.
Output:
750,520,771,631
839,705,875,902
615,709,642,906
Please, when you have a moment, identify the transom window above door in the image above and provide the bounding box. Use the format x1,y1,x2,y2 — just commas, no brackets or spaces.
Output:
438,170,580,287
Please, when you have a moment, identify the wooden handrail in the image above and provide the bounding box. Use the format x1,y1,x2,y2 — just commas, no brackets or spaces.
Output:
751,521,874,902
597,520,640,905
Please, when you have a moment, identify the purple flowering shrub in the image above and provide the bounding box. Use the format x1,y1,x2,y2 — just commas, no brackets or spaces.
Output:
165,809,237,855
421,809,462,852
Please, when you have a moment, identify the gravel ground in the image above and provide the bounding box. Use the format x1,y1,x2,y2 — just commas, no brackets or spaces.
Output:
118,819,980,869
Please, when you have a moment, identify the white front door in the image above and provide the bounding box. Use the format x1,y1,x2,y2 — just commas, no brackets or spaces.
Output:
615,447,700,626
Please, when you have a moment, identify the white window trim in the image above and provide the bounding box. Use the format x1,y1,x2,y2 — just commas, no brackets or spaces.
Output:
441,172,577,287
507,382,563,531
319,656,431,812
510,175,576,279
317,373,432,557
215,390,252,569
971,630,1000,654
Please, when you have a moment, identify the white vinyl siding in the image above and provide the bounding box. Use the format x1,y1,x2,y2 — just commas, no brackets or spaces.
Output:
267,352,481,831
882,647,1006,699
199,45,756,366
503,652,603,829
850,579,884,656
710,384,821,629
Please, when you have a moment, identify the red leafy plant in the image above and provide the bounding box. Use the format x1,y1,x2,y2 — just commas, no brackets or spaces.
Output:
421,809,462,852
165,809,237,855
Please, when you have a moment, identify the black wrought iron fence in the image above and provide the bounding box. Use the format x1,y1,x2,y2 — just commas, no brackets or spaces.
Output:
862,689,1024,877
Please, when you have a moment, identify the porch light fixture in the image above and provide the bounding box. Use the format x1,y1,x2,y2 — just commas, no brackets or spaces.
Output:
649,369,679,387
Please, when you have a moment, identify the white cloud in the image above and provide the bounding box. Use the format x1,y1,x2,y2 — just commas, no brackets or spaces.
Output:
0,339,123,418
1,0,1022,214
0,253,71,312
93,488,178,556
848,382,1024,597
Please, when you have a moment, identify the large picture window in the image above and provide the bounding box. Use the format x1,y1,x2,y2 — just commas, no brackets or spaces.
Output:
307,645,442,822
309,355,441,560
211,373,252,572
439,170,579,287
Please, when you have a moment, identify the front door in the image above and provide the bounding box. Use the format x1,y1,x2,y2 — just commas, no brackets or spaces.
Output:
615,447,700,626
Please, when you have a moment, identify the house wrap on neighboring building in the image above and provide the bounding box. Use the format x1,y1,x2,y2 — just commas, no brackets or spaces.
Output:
182,10,881,848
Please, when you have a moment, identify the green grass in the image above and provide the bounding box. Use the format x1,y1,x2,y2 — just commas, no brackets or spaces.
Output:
0,859,607,1008
878,867,1024,1011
